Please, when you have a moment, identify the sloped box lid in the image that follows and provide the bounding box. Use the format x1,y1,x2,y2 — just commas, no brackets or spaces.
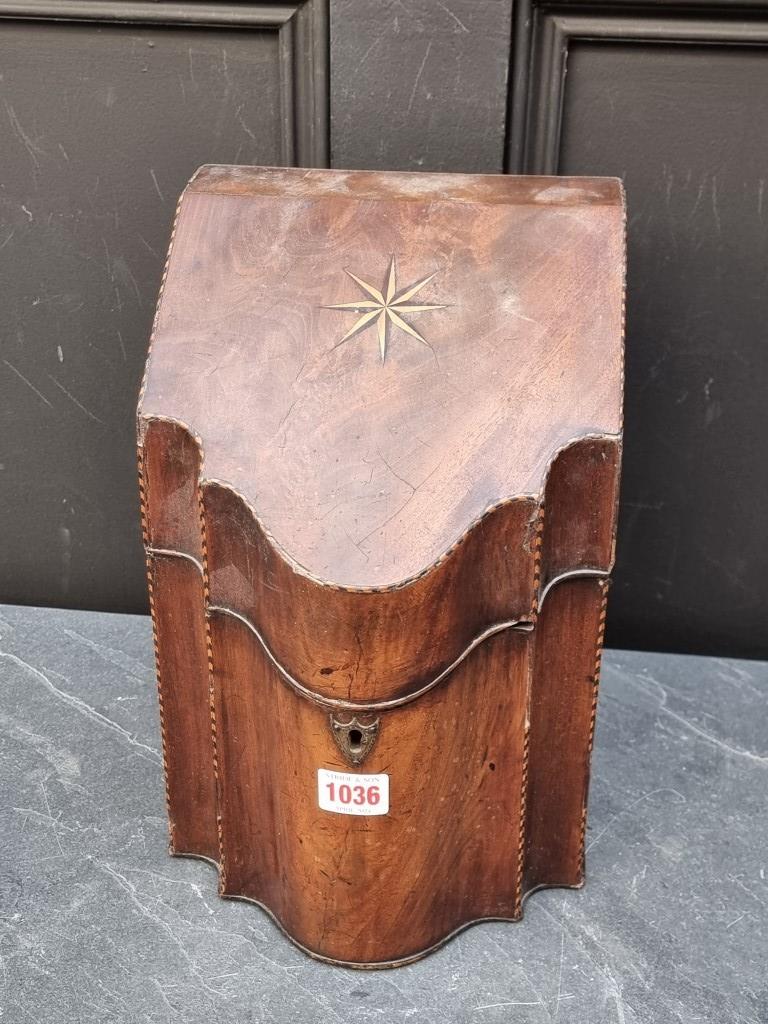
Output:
139,165,624,703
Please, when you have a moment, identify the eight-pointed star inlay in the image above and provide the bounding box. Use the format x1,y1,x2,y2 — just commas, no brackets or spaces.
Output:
324,256,446,362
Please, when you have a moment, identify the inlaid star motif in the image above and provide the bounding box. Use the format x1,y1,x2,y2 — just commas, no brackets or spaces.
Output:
324,256,446,363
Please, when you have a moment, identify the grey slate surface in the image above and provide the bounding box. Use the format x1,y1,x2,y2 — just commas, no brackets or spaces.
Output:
0,602,765,1023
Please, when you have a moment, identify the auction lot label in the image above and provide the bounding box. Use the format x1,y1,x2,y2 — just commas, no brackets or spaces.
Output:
317,769,389,815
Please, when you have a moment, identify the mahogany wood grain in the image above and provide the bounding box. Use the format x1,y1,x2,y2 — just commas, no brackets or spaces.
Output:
137,165,625,966
141,165,623,589
140,420,216,860
211,610,529,966
539,438,621,592
523,576,608,896
142,418,203,558
202,478,538,703
199,436,618,705
147,554,217,862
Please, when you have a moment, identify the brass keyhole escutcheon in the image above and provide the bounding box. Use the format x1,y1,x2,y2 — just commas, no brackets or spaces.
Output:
329,714,380,767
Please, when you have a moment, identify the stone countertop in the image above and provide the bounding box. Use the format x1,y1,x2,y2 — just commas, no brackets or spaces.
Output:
0,603,765,1023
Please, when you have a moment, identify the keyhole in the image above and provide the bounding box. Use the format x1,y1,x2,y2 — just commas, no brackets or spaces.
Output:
329,714,379,766
348,728,363,752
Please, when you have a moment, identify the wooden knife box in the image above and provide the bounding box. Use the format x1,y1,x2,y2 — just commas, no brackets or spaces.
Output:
137,165,624,967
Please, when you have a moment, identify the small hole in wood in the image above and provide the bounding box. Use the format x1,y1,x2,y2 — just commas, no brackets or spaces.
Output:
319,667,333,675
489,762,496,771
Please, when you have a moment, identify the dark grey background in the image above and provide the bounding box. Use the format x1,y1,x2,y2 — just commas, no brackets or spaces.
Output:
1,0,766,658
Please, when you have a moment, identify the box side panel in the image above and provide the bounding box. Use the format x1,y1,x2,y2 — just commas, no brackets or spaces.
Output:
139,420,218,862
148,554,218,862
523,577,608,894
539,437,621,592
141,418,203,558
